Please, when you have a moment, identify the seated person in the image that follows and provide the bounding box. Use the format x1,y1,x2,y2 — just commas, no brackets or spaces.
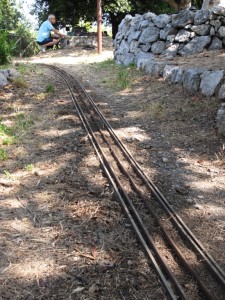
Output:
37,14,66,52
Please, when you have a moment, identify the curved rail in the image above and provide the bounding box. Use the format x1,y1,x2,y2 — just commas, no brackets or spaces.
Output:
40,64,225,300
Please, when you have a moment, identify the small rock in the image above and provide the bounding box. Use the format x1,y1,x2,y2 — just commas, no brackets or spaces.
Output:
186,198,196,204
179,36,211,56
174,29,191,43
208,36,222,50
151,41,166,54
162,157,169,163
193,204,204,210
0,73,8,87
191,24,210,36
8,68,20,79
172,10,194,28
197,195,204,199
200,70,224,97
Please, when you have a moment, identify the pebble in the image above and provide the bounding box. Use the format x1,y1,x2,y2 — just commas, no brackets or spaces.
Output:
162,157,169,163
125,223,132,228
127,260,133,266
197,195,204,199
186,198,196,204
193,204,204,210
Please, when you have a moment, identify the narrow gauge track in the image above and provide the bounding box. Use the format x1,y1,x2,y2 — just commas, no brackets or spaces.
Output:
41,64,225,300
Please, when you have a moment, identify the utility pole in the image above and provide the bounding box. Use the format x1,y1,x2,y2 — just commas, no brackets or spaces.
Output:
97,0,102,54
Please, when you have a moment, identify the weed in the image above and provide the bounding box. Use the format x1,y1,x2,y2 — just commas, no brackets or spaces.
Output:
3,170,14,180
0,123,16,145
24,164,34,171
15,114,34,130
17,113,25,120
116,69,131,89
93,59,139,90
7,104,17,112
0,123,14,136
17,64,37,75
0,149,8,160
45,83,55,93
151,102,167,119
3,136,16,145
12,77,29,89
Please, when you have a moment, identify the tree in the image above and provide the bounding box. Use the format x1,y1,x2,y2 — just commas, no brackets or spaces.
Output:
34,0,225,40
0,0,21,30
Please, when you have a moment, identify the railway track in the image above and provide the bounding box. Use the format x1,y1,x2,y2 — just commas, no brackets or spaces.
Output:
41,64,225,300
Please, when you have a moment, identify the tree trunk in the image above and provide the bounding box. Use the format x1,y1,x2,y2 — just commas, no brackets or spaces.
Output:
164,0,192,10
110,12,126,40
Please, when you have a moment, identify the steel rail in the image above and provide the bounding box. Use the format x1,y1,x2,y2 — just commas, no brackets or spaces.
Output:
95,121,215,300
41,64,225,298
49,66,184,299
61,69,225,289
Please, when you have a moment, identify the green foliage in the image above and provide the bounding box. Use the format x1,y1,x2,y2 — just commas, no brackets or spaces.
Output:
24,164,34,171
0,122,16,146
3,170,14,180
12,77,29,88
0,0,20,30
2,136,16,145
0,32,14,65
0,122,14,137
45,83,55,93
0,149,8,160
116,68,131,89
15,113,34,130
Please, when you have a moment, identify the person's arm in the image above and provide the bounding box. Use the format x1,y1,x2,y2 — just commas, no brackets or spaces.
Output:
52,28,67,38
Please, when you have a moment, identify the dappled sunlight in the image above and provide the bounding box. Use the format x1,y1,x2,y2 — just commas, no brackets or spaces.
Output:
21,49,114,66
37,127,76,138
114,126,150,142
7,258,58,280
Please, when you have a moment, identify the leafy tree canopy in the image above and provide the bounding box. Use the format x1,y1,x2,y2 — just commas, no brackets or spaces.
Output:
34,0,205,38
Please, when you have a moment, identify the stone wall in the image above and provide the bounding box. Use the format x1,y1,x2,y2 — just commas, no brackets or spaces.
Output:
114,7,225,135
114,6,225,65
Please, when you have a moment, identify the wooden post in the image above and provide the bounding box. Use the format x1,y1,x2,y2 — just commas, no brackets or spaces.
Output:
97,0,102,54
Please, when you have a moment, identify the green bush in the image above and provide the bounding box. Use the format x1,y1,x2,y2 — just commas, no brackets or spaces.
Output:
0,31,13,65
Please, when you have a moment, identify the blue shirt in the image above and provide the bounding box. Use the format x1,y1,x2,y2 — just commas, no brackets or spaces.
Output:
37,20,54,42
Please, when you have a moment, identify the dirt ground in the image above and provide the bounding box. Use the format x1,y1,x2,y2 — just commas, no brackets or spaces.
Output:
0,46,224,299
0,63,166,300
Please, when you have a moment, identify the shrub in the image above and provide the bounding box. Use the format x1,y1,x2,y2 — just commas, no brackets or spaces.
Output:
0,31,13,65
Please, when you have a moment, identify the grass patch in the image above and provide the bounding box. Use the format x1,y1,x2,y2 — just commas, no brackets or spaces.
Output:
15,113,34,130
17,64,37,75
0,123,14,136
116,68,131,89
0,64,11,70
45,83,55,93
93,59,140,91
3,170,14,180
12,77,29,89
24,164,34,171
150,102,167,120
0,149,8,160
0,122,16,146
3,136,16,145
